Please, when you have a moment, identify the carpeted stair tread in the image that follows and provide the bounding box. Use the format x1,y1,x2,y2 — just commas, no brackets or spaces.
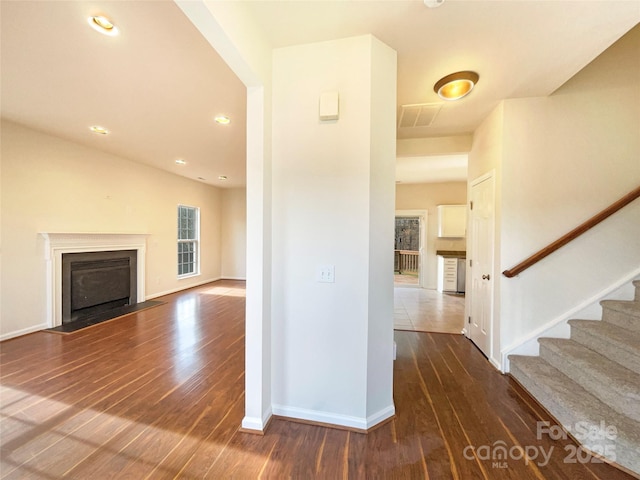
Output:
568,319,640,374
538,338,640,422
601,300,640,333
509,355,640,474
601,299,640,316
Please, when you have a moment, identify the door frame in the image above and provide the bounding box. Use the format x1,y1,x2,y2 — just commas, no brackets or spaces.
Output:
395,210,427,288
465,171,496,364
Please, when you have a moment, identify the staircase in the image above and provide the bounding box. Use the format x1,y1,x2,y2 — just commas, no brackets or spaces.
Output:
509,280,640,476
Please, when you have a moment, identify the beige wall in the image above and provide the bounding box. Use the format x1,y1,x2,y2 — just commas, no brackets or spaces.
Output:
221,188,246,279
0,120,224,339
397,135,472,156
395,182,467,289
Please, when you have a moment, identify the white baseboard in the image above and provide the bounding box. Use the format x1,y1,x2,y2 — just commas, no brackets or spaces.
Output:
241,406,272,433
366,405,396,428
272,403,395,431
1,323,48,342
221,276,246,281
0,277,229,341
241,416,265,432
145,277,221,300
500,268,640,373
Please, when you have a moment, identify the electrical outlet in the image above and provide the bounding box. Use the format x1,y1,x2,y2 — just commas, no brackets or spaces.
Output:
317,265,335,283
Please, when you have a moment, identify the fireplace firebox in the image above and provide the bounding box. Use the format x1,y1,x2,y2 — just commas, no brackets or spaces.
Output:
62,250,137,324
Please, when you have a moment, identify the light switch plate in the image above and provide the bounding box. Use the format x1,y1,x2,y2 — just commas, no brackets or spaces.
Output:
317,265,335,283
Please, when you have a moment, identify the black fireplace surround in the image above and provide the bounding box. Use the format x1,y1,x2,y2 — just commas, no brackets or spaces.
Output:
62,250,137,324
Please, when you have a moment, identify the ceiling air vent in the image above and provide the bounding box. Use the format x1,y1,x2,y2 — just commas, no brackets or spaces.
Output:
398,103,443,128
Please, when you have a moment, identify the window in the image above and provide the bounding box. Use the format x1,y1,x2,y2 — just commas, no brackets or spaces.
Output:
177,205,199,277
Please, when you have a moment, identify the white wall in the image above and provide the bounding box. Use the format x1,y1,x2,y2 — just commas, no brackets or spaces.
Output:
499,24,640,356
468,24,640,369
0,120,223,339
221,188,246,279
366,36,397,422
467,103,504,366
271,35,396,428
395,182,467,289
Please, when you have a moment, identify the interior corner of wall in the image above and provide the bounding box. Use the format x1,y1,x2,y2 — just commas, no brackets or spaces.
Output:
490,356,503,373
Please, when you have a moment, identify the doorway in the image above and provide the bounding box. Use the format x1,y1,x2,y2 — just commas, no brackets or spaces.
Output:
394,211,426,287
467,172,495,358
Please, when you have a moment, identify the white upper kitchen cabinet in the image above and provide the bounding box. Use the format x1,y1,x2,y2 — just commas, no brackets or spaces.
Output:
437,205,466,238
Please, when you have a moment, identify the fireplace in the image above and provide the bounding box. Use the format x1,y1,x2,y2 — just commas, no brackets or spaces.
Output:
62,250,137,324
41,233,148,328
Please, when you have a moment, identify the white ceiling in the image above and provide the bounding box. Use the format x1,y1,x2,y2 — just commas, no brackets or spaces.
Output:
1,1,247,188
244,1,639,138
2,1,639,188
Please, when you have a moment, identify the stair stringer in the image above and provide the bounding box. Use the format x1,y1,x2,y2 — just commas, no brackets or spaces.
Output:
500,268,640,373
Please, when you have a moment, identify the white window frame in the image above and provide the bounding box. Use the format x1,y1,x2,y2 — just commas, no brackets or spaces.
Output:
177,205,200,278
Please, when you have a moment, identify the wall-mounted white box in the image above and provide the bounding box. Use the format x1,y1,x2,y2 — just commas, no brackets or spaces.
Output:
319,92,339,121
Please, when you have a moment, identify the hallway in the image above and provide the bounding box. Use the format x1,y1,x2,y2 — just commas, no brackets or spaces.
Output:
394,287,465,334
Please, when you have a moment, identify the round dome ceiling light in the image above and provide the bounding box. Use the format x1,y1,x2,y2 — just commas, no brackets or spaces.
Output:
88,15,119,36
214,115,231,125
175,159,187,165
434,71,479,101
89,125,110,135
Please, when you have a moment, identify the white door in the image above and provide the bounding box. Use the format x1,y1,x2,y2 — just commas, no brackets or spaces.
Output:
468,173,495,357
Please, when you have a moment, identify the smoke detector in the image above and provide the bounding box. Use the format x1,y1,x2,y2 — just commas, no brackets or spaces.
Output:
424,0,445,8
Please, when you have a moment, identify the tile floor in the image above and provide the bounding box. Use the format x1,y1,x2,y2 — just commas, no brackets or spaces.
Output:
394,286,465,334
393,273,419,285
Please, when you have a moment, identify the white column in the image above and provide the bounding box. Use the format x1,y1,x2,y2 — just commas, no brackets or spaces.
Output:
271,35,397,429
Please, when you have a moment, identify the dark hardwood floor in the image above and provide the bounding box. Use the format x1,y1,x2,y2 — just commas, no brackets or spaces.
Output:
0,280,634,479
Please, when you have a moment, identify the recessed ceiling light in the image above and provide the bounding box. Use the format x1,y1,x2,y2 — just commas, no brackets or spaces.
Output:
218,175,228,181
214,115,231,125
89,125,109,135
88,15,119,36
434,71,479,101
175,159,187,165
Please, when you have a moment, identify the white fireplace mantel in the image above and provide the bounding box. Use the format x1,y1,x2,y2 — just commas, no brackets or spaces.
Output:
41,232,149,327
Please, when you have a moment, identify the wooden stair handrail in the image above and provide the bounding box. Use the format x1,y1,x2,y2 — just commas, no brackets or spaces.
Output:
503,185,640,278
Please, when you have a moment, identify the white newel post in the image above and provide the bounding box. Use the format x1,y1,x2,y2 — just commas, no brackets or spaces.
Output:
41,233,149,328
